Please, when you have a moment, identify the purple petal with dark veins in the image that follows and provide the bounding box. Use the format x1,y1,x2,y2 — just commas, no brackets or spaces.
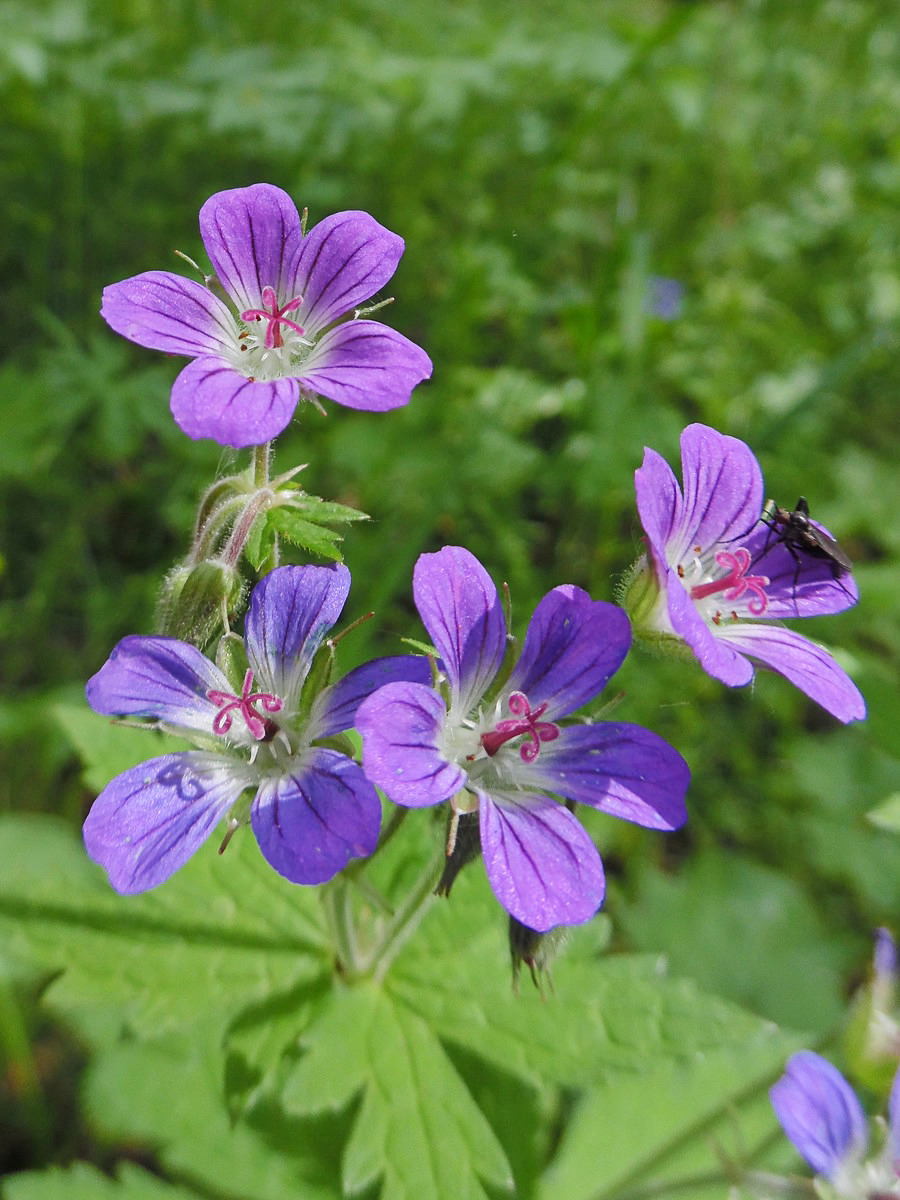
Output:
889,1063,900,1171
83,751,251,894
299,321,432,412
666,568,755,687
86,635,236,741
251,748,381,885
413,547,506,713
634,445,684,574
770,1051,866,1179
199,184,304,313
479,791,605,932
716,623,866,722
169,356,300,447
101,271,236,357
356,681,464,808
527,724,689,829
507,587,631,719
675,424,763,560
289,211,404,336
244,565,350,711
312,655,432,739
740,523,859,617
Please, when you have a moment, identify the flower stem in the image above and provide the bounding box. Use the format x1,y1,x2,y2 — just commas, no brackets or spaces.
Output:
252,441,271,488
320,878,359,976
362,845,444,982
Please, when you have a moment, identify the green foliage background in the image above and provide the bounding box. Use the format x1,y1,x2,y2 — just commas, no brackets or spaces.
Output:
1,0,899,1194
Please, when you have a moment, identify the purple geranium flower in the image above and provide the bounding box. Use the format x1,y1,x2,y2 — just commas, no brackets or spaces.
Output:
625,423,865,723
83,564,428,893
771,1050,900,1194
355,546,690,933
101,183,433,448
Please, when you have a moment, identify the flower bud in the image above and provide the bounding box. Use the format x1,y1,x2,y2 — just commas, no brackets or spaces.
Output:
435,810,481,897
156,561,245,650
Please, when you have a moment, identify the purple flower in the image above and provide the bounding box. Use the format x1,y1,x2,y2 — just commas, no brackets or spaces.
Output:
83,565,429,893
625,423,865,723
647,276,684,321
355,546,690,933
101,184,433,448
771,1051,900,1193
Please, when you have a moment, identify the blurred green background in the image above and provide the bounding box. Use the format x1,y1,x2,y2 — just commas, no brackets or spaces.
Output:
1,0,899,1180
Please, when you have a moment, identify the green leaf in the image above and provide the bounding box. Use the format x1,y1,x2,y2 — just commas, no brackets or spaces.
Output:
282,983,513,1200
867,791,900,832
267,508,345,561
243,511,276,573
0,815,329,1035
84,1024,344,1200
3,1163,204,1200
283,494,370,525
53,702,193,792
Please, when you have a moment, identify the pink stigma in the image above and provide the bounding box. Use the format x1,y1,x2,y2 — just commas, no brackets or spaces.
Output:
689,547,769,616
240,286,305,349
480,691,560,763
207,669,283,740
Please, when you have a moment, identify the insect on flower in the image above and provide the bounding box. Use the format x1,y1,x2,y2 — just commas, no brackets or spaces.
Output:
760,496,853,576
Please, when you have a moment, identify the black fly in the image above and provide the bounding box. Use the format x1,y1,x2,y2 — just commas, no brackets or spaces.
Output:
760,496,853,577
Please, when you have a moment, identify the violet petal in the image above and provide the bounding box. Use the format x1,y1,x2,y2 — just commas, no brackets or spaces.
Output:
740,523,859,618
716,623,866,722
86,635,237,741
244,565,350,711
289,210,404,336
527,724,689,830
251,749,381,885
770,1051,867,1179
300,321,432,412
169,356,300,448
83,751,250,894
100,271,236,357
666,568,755,687
675,423,764,560
889,1063,900,1172
199,184,303,314
312,654,431,740
479,791,605,932
356,681,465,808
507,587,631,719
413,546,506,714
634,445,685,570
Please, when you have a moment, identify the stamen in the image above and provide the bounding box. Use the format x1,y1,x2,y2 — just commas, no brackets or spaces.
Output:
689,548,769,616
207,669,283,740
240,285,305,349
480,691,560,763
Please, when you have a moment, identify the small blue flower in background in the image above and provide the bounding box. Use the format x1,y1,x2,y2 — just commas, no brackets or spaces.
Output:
83,565,428,892
101,183,433,447
646,275,684,321
770,1049,900,1197
356,545,690,933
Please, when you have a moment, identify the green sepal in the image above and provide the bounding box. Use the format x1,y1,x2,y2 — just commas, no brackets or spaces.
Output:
155,561,245,651
215,632,250,693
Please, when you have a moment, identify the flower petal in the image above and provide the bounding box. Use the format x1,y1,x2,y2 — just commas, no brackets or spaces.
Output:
528,724,689,829
356,681,465,807
675,424,764,560
169,356,300,448
770,1051,867,1179
86,635,236,740
290,211,404,336
479,791,605,932
889,1063,900,1172
507,587,631,719
251,749,381,885
413,546,506,713
634,445,685,572
244,565,350,711
741,523,859,618
83,752,251,894
299,321,432,412
101,271,237,356
664,568,755,687
715,623,866,722
312,654,432,739
199,184,303,313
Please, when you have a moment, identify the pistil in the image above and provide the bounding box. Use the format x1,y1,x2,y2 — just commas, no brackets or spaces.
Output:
241,286,305,349
480,692,559,763
689,548,769,616
208,669,283,740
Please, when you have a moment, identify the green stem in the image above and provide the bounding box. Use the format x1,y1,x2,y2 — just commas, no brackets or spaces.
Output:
320,878,359,975
252,441,271,488
362,845,445,982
